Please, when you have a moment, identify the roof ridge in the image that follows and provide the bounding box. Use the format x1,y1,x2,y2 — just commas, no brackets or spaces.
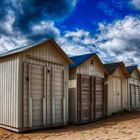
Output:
70,52,95,58
104,61,123,65
126,65,137,68
69,53,96,68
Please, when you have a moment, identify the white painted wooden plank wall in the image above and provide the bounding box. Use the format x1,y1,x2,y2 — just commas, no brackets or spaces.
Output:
0,41,69,131
19,42,69,130
0,56,20,128
76,57,104,78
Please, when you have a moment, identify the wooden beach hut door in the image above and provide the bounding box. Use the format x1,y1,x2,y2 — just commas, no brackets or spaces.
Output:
113,77,122,113
28,64,44,127
77,74,92,123
95,77,104,119
43,67,65,126
51,68,65,125
130,85,140,109
27,63,65,128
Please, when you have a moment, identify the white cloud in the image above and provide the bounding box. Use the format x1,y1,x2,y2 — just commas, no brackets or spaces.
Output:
58,15,140,67
0,19,60,52
57,29,112,63
58,30,93,56
0,5,139,68
64,29,90,38
63,29,96,45
0,10,28,52
0,0,78,53
0,34,28,52
130,0,140,10
0,9,15,36
32,21,60,37
96,16,140,65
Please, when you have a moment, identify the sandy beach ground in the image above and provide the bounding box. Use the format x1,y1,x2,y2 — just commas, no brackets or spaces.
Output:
1,112,140,140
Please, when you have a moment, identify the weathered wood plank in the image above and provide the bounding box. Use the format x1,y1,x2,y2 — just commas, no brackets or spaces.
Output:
28,64,32,127
52,69,55,125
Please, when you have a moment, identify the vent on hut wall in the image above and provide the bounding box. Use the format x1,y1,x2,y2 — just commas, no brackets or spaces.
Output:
91,60,94,65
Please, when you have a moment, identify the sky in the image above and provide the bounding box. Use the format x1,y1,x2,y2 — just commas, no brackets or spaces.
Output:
0,0,140,66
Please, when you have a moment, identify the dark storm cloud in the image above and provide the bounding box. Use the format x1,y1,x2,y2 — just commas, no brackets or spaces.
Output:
110,38,140,56
12,0,77,34
0,0,77,45
0,0,9,20
127,39,140,50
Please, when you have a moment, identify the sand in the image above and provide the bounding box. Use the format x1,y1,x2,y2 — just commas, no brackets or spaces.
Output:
1,112,140,140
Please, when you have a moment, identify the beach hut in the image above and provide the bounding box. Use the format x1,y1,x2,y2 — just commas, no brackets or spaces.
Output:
104,62,129,116
126,66,140,110
0,38,72,132
68,53,108,124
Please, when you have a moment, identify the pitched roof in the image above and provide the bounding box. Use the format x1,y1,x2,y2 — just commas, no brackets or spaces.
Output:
126,65,140,79
0,39,48,57
69,53,95,68
104,61,129,77
69,53,108,74
0,38,73,64
126,65,137,74
104,62,122,74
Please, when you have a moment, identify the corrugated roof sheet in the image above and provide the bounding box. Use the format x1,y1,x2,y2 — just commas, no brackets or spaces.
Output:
0,39,48,57
104,62,122,74
69,53,95,68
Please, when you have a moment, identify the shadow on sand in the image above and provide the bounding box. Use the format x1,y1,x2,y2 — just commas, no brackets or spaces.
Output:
25,111,140,135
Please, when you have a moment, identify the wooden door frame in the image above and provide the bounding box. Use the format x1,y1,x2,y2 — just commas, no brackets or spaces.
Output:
77,74,105,122
130,84,132,109
94,76,104,119
130,84,140,109
77,74,93,123
77,74,81,123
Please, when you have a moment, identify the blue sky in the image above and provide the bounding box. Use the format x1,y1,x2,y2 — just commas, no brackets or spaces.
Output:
0,0,140,66
57,0,139,31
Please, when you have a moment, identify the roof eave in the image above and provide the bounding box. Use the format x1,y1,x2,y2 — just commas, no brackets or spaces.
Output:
69,53,108,74
0,38,73,65
132,67,140,80
118,62,130,78
94,54,109,74
105,62,130,78
50,39,73,65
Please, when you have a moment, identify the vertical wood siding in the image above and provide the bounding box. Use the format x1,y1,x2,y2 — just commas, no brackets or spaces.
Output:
106,67,128,116
0,41,69,131
95,77,104,119
76,57,104,77
128,70,140,109
23,61,67,128
77,74,92,123
69,57,105,123
69,56,105,124
0,56,20,128
68,68,77,123
76,74,104,124
19,41,69,130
